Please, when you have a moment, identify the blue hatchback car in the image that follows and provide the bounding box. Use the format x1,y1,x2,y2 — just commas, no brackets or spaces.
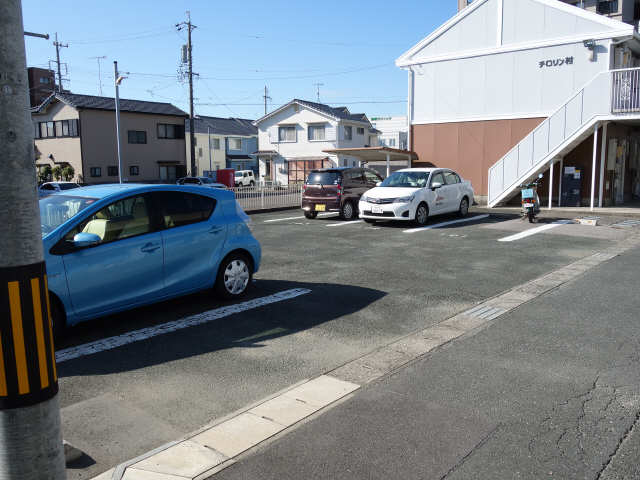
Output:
39,184,261,332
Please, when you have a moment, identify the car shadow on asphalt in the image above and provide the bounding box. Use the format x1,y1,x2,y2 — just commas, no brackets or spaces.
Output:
362,212,513,230
56,279,386,377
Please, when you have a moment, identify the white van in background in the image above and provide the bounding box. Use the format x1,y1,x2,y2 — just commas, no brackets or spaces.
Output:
234,170,256,187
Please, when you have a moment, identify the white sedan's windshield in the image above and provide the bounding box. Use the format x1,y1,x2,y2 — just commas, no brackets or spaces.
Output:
39,195,98,237
380,171,430,188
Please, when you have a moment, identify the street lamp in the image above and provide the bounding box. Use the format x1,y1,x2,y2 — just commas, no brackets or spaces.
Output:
114,61,127,183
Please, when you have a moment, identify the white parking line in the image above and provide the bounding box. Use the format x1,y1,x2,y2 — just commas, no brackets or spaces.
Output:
498,220,573,242
403,214,490,233
326,220,363,227
56,288,311,363
263,213,334,223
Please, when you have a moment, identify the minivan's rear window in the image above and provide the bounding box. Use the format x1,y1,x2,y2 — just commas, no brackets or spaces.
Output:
306,171,341,185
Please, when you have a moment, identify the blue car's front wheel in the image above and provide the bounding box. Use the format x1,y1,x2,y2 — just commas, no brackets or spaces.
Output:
215,252,252,299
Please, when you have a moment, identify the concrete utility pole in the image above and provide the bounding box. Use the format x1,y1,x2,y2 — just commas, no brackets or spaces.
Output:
177,12,197,176
0,1,66,478
52,32,67,92
263,85,271,115
114,61,125,184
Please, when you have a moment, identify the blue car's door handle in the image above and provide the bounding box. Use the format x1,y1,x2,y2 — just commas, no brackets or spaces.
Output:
208,226,224,234
140,243,160,253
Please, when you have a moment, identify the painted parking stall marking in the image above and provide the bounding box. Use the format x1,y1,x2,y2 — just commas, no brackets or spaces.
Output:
56,289,311,363
326,220,363,227
403,214,490,233
263,213,335,223
498,220,573,242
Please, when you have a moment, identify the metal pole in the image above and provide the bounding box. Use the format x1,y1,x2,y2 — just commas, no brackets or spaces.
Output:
558,157,563,207
187,12,196,177
386,153,390,178
548,160,554,209
598,122,608,208
114,61,123,184
0,1,65,478
590,123,599,210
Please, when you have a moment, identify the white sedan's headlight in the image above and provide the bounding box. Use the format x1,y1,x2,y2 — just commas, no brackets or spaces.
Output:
360,196,369,203
394,195,415,203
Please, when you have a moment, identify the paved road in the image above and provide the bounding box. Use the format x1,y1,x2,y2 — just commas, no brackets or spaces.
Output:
214,243,640,480
58,208,637,478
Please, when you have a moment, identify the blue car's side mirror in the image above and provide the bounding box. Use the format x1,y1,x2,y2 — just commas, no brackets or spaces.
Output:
73,232,101,248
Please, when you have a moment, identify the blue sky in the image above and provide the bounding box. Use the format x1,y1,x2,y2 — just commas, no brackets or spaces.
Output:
22,0,455,120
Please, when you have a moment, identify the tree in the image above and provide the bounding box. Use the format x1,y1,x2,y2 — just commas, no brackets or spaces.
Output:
38,165,52,184
61,165,74,181
51,165,62,181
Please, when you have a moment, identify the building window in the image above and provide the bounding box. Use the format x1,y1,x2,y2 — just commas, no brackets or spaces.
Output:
278,125,296,142
229,138,242,150
389,138,396,147
159,165,177,182
129,165,139,176
357,127,364,135
39,77,51,84
34,123,40,139
157,123,185,139
108,166,118,177
597,0,618,14
308,125,326,141
212,138,220,149
344,126,353,141
90,167,102,177
198,147,203,158
38,119,78,139
128,130,147,144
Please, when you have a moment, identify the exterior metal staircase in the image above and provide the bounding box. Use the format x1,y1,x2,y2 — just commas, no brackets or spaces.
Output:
488,67,640,207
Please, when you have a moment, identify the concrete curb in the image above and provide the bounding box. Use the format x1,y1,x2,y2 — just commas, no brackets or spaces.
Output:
91,233,640,480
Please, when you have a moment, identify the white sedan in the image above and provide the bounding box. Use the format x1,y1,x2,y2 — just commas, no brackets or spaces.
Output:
359,168,474,226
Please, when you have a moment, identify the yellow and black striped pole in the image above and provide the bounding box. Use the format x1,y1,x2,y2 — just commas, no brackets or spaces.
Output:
0,262,58,409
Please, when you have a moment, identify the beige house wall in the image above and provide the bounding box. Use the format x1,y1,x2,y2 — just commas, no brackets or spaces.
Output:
186,132,226,175
80,110,186,184
33,103,83,181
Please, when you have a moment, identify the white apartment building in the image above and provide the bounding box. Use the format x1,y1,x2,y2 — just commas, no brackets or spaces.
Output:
370,116,408,150
253,99,380,184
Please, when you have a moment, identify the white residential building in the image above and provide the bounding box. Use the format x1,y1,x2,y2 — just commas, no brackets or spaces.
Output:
253,99,380,184
370,116,408,150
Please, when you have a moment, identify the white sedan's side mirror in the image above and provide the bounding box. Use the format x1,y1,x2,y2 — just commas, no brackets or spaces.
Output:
431,182,443,191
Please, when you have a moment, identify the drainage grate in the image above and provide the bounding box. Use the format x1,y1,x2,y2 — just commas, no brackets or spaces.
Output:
463,304,506,321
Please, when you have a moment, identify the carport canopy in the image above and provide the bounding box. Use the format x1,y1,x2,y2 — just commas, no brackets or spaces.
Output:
322,147,418,177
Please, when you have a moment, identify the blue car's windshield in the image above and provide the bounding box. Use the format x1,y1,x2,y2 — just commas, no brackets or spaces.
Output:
380,171,430,188
39,195,98,237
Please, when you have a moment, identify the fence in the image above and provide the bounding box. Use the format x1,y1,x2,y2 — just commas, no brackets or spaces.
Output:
231,184,302,211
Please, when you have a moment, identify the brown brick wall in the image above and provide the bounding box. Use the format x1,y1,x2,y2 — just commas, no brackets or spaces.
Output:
411,118,545,196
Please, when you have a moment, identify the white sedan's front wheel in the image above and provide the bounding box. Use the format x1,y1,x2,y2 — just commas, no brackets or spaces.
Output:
458,197,469,217
415,202,429,227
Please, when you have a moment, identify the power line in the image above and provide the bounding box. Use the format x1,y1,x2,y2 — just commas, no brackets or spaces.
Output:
196,100,406,106
68,27,175,45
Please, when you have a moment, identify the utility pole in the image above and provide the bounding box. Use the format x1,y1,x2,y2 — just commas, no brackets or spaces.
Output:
263,85,271,115
313,83,324,103
177,12,197,176
0,1,66,478
114,61,125,184
90,55,107,95
53,32,68,92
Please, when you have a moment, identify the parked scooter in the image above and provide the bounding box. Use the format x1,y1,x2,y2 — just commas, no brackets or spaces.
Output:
520,173,544,223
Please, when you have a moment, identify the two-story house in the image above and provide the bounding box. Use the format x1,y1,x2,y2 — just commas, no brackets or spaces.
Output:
32,92,188,184
253,99,380,185
185,116,258,176
398,0,640,207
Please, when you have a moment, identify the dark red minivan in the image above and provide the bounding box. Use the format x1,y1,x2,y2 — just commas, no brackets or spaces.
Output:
301,167,383,220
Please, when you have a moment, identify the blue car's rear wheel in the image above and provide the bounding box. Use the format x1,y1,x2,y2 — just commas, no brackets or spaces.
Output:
215,253,252,299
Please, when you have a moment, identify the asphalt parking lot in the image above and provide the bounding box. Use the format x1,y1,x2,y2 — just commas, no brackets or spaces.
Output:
58,207,638,479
